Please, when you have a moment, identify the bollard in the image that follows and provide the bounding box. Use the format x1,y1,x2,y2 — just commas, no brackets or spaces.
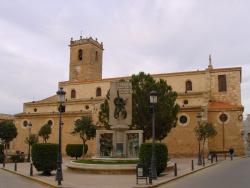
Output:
14,162,17,171
3,157,5,168
191,160,194,171
215,155,218,162
30,163,33,176
174,163,177,176
148,168,152,184
211,156,213,163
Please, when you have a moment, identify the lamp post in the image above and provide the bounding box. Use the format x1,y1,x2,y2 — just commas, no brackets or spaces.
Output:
149,90,158,180
56,87,66,186
27,121,32,162
196,112,202,166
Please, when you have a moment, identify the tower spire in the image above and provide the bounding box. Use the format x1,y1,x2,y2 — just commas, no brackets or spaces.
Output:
208,54,213,69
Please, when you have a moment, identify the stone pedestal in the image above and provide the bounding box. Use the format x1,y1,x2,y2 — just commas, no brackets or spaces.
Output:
96,81,143,158
96,129,143,158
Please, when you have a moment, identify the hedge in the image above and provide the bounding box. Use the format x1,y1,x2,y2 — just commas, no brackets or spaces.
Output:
66,144,88,159
139,143,168,176
0,144,4,163
10,154,25,163
31,143,58,175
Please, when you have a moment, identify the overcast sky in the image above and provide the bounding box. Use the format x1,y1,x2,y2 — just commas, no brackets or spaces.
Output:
0,0,249,117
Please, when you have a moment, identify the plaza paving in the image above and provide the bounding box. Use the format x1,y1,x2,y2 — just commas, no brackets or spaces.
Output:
0,169,49,188
0,157,238,188
160,157,250,188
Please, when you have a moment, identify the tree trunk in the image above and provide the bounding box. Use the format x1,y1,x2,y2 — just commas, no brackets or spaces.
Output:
82,139,86,158
202,138,206,159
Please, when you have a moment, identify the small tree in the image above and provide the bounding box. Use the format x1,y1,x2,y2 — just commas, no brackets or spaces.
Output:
0,120,17,154
195,122,217,158
38,124,51,143
72,116,96,157
201,122,217,155
25,134,38,161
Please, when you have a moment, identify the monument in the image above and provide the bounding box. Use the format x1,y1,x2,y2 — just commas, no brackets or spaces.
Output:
96,81,143,158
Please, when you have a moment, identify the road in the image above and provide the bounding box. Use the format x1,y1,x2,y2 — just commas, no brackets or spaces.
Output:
0,169,49,188
160,157,250,188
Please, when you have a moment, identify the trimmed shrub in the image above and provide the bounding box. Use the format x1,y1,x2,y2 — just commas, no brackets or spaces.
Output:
66,144,88,159
0,144,4,163
0,144,4,153
0,155,4,163
10,154,25,163
139,143,168,176
31,143,58,175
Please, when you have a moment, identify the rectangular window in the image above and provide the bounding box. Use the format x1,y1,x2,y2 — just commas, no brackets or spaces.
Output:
218,75,227,92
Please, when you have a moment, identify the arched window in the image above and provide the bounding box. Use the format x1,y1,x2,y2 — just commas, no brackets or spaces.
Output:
96,87,101,97
95,51,98,62
71,89,76,99
78,49,83,60
185,80,192,91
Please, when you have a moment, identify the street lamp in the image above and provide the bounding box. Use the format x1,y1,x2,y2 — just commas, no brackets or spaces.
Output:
196,112,202,166
56,87,66,186
149,90,158,180
27,121,32,162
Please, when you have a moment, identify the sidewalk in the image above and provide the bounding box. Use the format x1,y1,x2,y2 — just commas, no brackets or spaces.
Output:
0,157,233,188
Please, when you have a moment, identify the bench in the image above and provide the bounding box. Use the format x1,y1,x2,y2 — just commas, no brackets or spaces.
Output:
209,149,234,161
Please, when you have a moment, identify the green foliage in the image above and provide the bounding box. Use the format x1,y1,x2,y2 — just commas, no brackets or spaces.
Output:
0,144,4,153
131,72,180,141
72,116,96,149
139,143,168,176
0,120,18,151
10,154,25,163
0,144,4,163
31,143,58,175
195,122,217,154
98,90,110,129
195,122,217,142
74,159,138,164
38,124,52,143
25,134,39,146
66,144,88,159
0,155,4,163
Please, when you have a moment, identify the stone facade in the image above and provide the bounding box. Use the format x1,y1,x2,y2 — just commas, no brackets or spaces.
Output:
243,115,250,156
12,36,244,157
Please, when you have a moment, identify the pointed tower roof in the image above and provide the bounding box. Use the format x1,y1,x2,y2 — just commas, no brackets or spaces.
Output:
208,54,213,69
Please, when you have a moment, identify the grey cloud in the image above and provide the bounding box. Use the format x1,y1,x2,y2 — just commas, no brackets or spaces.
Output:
0,0,249,114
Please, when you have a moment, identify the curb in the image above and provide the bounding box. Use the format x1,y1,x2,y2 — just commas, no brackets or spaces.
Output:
133,162,219,188
133,156,249,188
1,167,62,188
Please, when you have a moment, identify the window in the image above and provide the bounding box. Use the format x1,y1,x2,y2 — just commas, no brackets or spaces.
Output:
71,89,76,99
218,75,227,92
23,120,28,128
185,80,192,91
179,115,188,124
95,51,98,62
96,87,102,97
78,49,83,60
183,99,188,105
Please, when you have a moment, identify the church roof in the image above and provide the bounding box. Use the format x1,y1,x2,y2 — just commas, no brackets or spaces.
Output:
26,95,57,105
208,101,243,111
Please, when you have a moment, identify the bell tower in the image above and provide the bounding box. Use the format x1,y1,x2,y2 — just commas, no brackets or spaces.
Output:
69,36,104,81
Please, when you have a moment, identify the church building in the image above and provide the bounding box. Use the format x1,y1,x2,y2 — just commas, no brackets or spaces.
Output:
13,36,244,157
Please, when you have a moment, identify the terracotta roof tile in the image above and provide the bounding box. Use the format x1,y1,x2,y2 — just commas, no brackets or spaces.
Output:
208,102,243,110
